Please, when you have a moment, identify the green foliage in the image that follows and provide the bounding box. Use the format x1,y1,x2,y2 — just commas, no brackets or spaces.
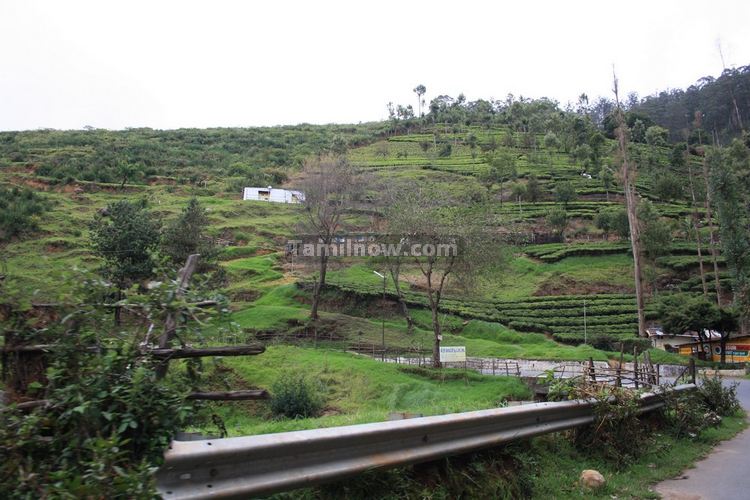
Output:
0,330,192,497
437,142,452,157
572,387,648,467
638,200,672,261
554,181,576,207
655,294,737,336
546,207,568,236
709,141,750,328
0,186,50,242
89,199,161,289
653,173,684,202
594,206,630,239
525,174,542,202
645,125,669,147
699,376,741,416
270,373,325,419
162,197,218,266
1,125,383,185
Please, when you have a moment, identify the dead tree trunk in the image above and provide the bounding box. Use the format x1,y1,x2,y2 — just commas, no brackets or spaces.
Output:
613,75,647,338
702,157,723,306
688,163,708,296
310,252,329,321
389,267,414,334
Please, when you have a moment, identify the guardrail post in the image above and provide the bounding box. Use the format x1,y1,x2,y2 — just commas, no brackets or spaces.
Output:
689,357,696,384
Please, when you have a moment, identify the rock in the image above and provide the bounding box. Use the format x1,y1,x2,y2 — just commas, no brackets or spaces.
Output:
580,469,606,489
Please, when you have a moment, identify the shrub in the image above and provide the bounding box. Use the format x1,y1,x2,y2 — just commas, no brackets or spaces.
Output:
699,376,741,416
661,391,713,438
0,186,51,241
270,373,324,419
572,387,648,467
0,332,192,497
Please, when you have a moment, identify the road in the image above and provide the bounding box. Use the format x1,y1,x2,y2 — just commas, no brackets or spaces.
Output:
654,378,750,500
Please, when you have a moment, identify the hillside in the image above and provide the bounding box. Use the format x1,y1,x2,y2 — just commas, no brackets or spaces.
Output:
0,109,722,357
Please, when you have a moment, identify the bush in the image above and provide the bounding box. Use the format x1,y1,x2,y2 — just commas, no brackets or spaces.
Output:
699,376,741,416
0,186,51,241
572,387,648,467
270,373,324,419
0,331,192,497
662,391,715,438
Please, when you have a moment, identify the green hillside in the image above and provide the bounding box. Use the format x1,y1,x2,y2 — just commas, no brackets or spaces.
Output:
0,109,724,360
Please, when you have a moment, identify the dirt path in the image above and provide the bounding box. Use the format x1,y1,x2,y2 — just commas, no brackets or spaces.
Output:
654,378,750,500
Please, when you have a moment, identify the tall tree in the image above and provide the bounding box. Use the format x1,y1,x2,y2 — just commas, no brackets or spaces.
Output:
89,199,161,324
387,186,501,367
299,156,363,321
709,141,750,335
483,152,517,206
413,84,426,118
695,111,724,305
161,198,218,269
613,73,647,337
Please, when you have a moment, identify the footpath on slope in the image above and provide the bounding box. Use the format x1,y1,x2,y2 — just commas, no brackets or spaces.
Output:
654,378,750,500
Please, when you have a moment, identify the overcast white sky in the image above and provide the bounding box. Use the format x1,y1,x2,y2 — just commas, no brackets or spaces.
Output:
1,0,748,131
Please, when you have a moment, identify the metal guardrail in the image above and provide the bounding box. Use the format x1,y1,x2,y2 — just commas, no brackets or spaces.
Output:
156,384,695,499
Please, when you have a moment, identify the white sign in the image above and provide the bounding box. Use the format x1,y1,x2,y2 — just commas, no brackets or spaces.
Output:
439,346,466,363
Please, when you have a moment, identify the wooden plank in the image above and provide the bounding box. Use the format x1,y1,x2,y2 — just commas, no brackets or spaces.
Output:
148,345,265,359
186,390,269,401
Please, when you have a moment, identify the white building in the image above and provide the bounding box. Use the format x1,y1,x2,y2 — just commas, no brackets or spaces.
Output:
243,186,304,204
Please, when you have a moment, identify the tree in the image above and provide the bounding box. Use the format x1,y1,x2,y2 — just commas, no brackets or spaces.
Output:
117,162,141,189
161,198,218,269
413,84,426,118
543,131,559,151
554,181,576,208
525,174,542,203
653,173,683,202
387,186,501,367
657,294,739,363
638,201,671,293
300,155,363,321
330,135,348,156
630,119,646,143
483,152,517,206
89,199,161,324
613,74,647,337
645,126,669,147
600,167,614,201
547,207,568,239
709,141,750,335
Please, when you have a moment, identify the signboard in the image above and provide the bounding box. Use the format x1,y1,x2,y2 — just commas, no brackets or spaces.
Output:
439,346,466,363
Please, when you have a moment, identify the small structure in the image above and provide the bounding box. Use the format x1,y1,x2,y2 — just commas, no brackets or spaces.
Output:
646,327,701,351
677,335,750,363
243,186,304,204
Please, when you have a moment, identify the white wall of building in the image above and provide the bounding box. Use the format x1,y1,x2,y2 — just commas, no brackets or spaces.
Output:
243,187,304,204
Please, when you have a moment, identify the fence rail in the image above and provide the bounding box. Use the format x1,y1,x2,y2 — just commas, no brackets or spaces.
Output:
156,384,695,499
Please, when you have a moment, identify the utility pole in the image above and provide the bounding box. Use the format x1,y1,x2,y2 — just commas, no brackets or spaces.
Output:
373,271,386,361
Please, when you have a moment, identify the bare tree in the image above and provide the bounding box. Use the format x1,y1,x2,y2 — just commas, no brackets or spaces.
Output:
387,185,501,367
299,155,362,320
612,72,647,337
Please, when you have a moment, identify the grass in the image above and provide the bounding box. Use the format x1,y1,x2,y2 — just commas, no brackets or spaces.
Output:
271,408,747,499
199,345,531,436
530,413,747,498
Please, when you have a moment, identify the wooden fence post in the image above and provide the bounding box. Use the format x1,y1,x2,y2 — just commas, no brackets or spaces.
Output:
633,347,639,389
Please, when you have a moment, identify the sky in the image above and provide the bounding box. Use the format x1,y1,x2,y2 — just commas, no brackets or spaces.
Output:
1,0,749,131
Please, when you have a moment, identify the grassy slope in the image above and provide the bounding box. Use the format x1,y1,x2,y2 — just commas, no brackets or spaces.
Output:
201,345,531,436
